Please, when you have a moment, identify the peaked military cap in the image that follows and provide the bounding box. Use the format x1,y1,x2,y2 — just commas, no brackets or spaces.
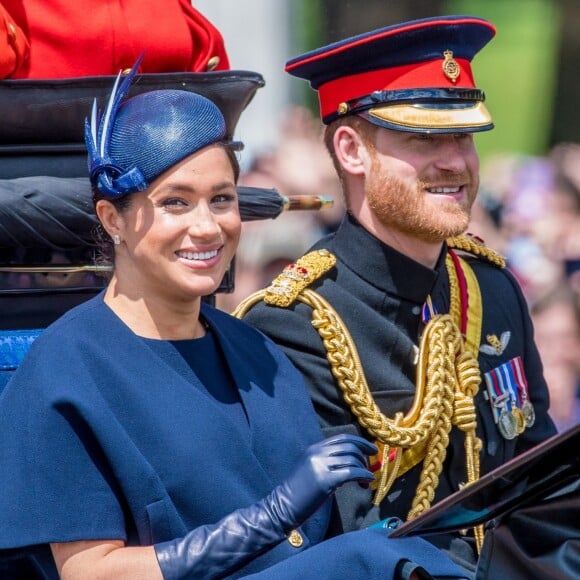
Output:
285,15,496,133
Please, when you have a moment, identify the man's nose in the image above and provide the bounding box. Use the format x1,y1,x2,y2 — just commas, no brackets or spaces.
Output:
434,138,469,173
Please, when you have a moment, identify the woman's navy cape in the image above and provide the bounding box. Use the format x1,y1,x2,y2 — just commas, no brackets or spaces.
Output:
0,294,468,579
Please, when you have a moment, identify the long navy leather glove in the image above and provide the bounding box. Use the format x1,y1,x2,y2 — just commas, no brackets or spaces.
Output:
155,434,377,579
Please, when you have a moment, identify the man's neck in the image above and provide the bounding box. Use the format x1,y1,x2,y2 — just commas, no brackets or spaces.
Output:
354,210,444,269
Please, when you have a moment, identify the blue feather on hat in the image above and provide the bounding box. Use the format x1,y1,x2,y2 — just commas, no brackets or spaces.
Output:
85,56,228,198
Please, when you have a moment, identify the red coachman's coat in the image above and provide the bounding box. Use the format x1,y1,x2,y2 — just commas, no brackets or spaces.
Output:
0,0,229,78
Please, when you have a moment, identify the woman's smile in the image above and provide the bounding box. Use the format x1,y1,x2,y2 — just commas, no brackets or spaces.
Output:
176,246,222,267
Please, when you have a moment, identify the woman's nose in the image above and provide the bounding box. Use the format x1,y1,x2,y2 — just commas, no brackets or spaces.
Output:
188,205,221,238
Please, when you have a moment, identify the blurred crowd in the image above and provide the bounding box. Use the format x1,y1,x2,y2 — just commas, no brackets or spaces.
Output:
218,107,580,432
475,144,580,431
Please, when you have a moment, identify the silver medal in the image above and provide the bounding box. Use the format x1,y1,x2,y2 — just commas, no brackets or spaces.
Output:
522,400,536,428
498,407,517,440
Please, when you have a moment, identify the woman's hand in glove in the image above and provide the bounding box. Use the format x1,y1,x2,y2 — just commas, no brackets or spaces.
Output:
154,434,377,579
272,433,377,527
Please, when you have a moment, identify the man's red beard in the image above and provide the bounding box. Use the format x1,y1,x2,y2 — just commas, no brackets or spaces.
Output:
365,157,477,243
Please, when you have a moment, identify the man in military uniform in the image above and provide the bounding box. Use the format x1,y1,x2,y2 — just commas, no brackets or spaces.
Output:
236,15,557,572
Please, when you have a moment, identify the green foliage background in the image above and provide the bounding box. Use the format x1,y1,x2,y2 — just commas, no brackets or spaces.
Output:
447,0,561,162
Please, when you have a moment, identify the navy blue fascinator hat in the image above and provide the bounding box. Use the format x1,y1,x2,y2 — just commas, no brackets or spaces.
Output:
85,58,234,198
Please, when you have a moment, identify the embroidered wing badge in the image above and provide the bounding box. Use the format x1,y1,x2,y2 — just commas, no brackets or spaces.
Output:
479,331,511,356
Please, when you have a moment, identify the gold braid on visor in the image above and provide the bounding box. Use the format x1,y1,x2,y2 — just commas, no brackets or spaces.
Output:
368,101,492,131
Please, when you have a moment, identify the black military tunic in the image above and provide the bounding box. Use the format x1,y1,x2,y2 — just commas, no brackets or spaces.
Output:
242,212,557,540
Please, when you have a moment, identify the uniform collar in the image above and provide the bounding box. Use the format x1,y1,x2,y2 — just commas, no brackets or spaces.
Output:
331,212,445,303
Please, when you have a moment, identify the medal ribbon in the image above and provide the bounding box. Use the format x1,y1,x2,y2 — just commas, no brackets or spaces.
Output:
510,355,530,403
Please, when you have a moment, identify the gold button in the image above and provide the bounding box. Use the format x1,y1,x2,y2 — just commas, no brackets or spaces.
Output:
121,68,133,76
337,102,349,116
206,56,220,71
8,23,16,41
287,529,303,547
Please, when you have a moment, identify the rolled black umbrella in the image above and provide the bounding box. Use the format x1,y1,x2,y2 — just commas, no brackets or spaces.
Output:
237,186,334,221
0,178,334,249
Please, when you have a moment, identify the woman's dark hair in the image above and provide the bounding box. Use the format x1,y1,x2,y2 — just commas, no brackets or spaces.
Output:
91,191,132,269
224,143,241,182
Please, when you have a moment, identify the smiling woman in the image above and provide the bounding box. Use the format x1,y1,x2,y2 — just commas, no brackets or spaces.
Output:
95,144,241,337
0,61,466,580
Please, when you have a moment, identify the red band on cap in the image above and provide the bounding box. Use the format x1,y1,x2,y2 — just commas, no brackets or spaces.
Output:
318,57,475,120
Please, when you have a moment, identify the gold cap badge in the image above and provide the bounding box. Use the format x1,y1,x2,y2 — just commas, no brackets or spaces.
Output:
442,50,460,83
206,56,221,71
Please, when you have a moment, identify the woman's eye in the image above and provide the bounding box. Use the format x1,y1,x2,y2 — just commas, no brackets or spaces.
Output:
161,197,188,208
211,193,237,208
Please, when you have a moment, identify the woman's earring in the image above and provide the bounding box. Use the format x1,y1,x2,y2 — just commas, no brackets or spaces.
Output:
113,234,121,245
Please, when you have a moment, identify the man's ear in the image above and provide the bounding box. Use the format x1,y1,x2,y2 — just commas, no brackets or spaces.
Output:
95,199,123,239
333,125,370,177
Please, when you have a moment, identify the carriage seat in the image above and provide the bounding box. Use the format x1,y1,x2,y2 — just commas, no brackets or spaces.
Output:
0,329,42,393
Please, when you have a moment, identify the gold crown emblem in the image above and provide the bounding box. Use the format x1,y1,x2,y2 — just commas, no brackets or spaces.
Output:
442,49,460,83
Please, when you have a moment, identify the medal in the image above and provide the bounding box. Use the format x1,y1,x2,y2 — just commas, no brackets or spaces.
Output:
522,400,536,428
498,407,517,440
484,357,534,440
512,407,526,435
510,356,535,428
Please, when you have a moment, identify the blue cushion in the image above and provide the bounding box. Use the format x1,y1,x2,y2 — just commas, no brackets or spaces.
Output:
0,329,42,392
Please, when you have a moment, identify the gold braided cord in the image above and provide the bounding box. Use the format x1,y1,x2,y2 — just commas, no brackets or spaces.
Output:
233,251,485,550
306,288,446,446
233,289,269,319
454,348,485,551
446,264,485,552
372,441,403,505
447,235,506,268
407,315,458,518
293,289,483,526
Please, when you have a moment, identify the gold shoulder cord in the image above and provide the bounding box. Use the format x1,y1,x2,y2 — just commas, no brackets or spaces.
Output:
447,234,506,269
234,237,505,552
